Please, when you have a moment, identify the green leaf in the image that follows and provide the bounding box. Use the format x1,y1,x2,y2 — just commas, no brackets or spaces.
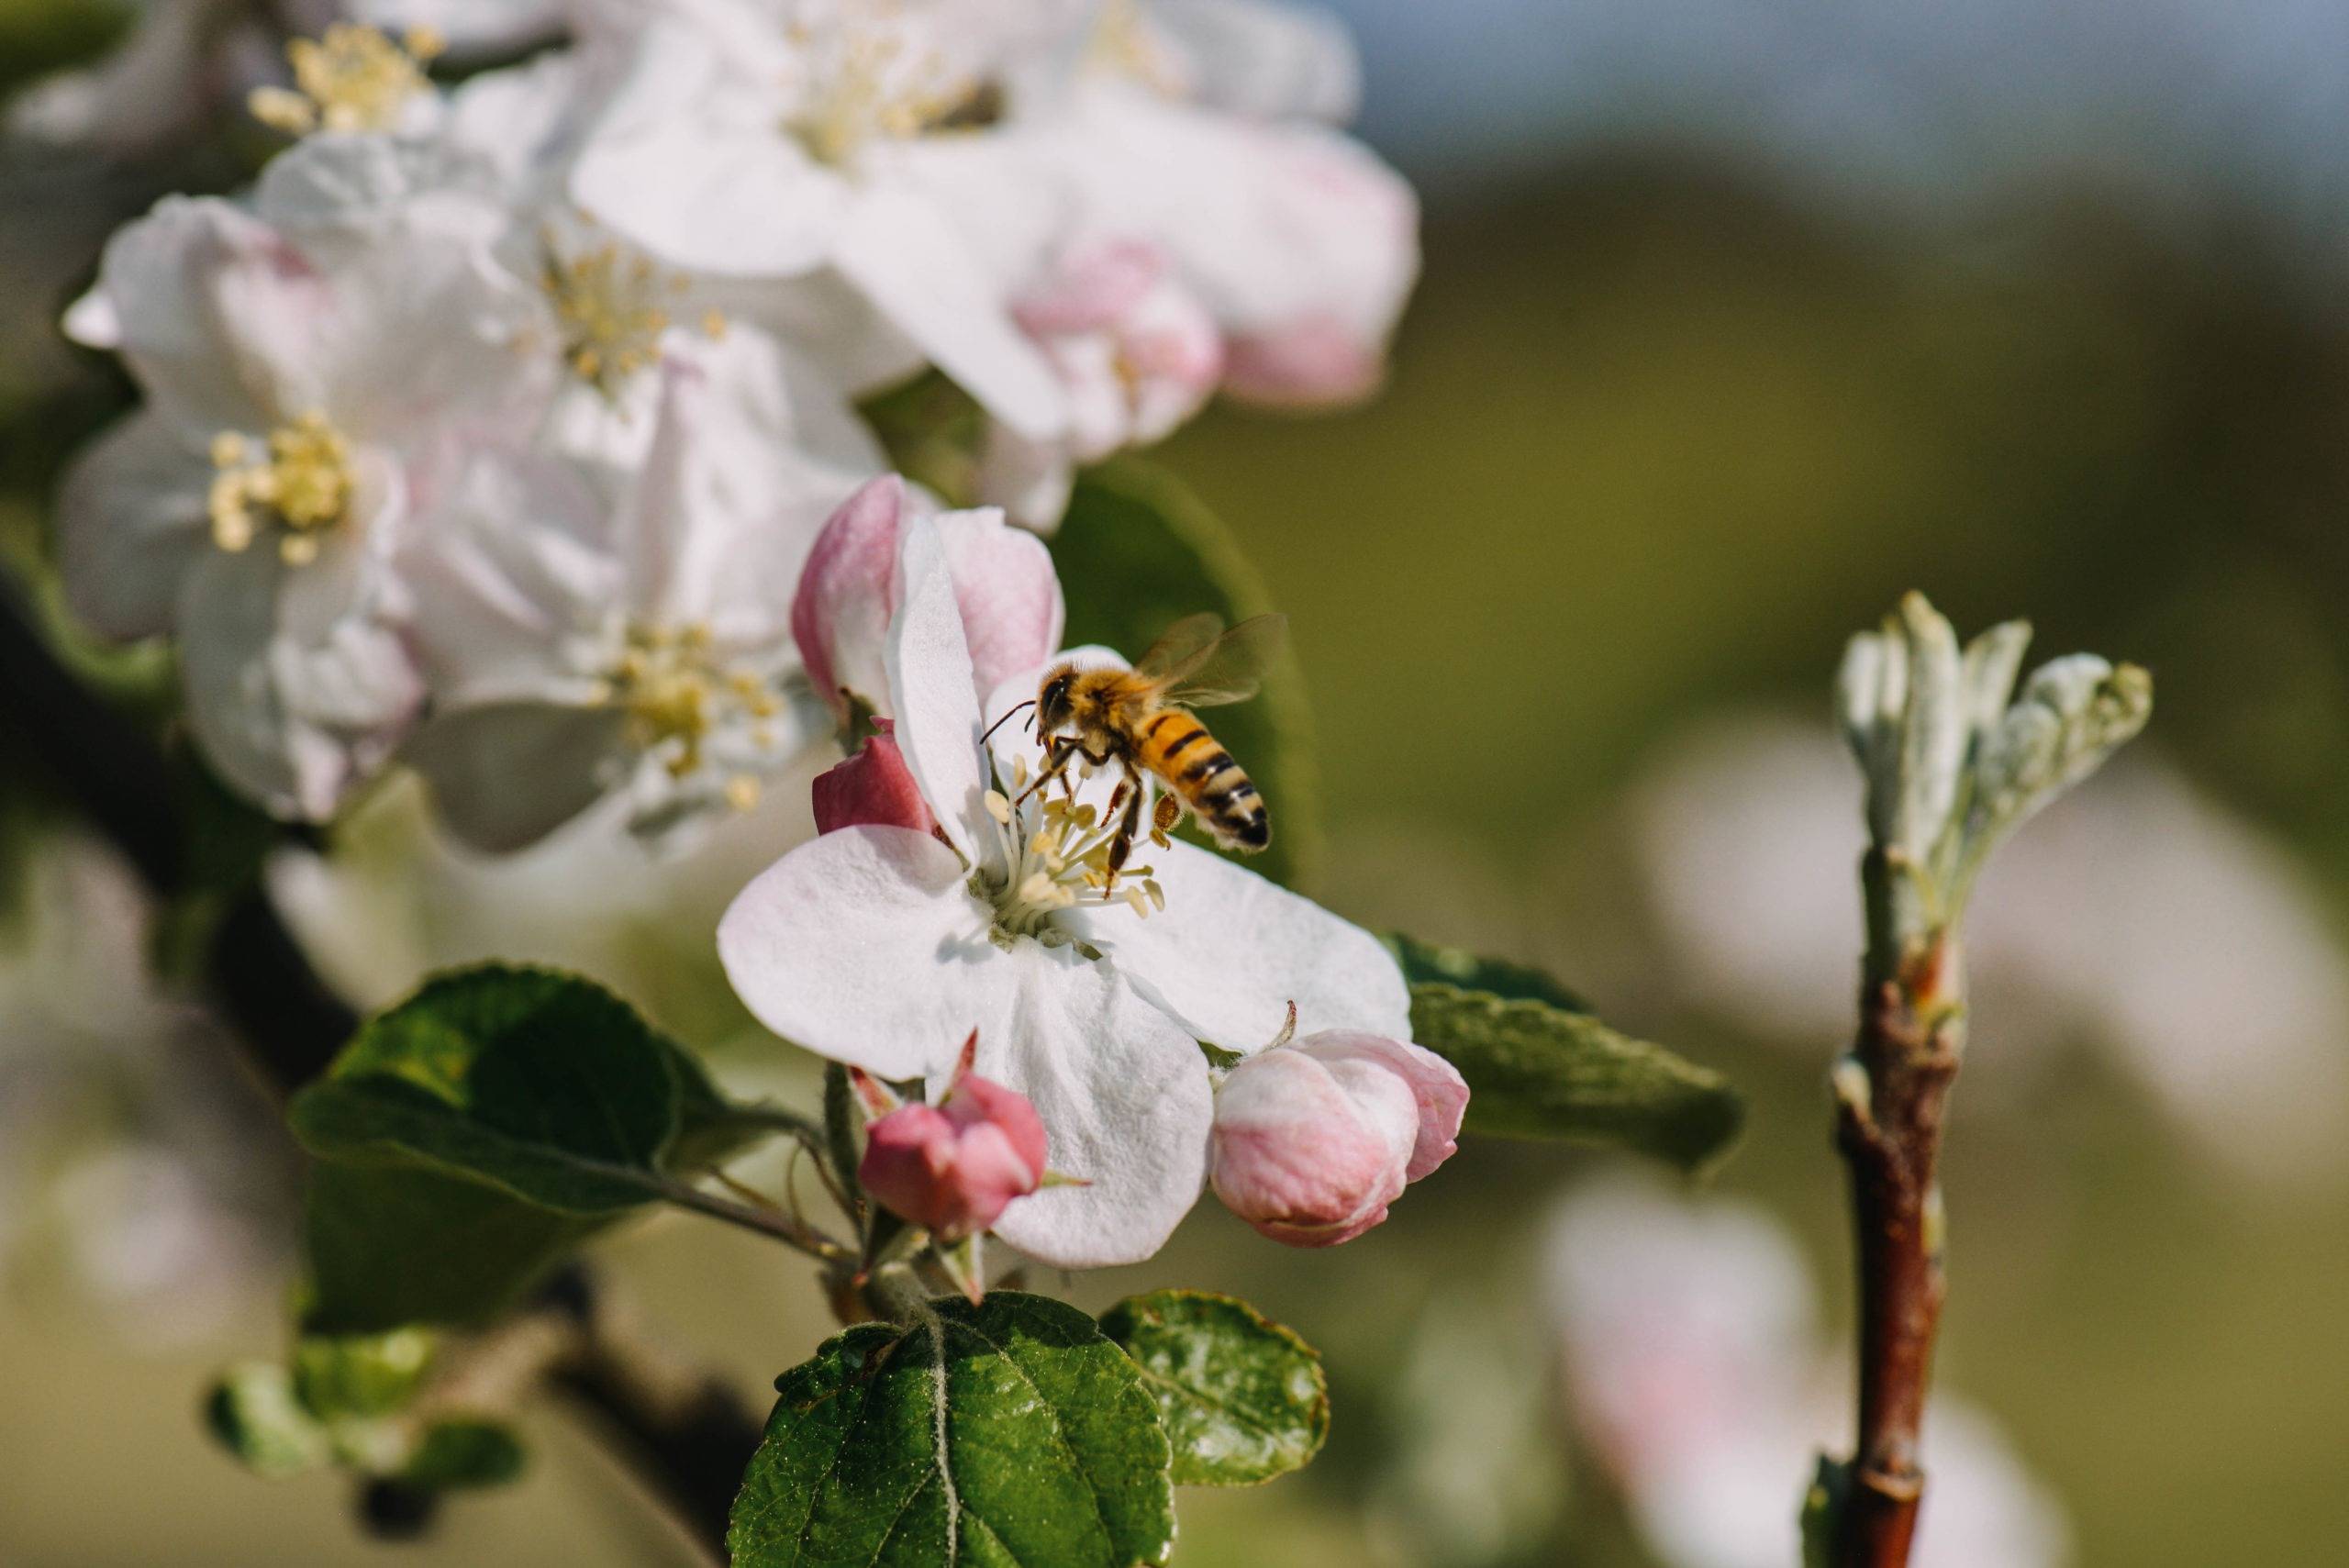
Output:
1409,984,1744,1172
292,965,758,1332
1099,1291,1329,1487
292,1329,435,1421
206,1363,333,1479
1801,1453,1850,1568
1385,932,1591,1013
402,1418,528,1491
1054,456,1321,890
730,1292,1175,1568
290,965,717,1212
303,1163,608,1333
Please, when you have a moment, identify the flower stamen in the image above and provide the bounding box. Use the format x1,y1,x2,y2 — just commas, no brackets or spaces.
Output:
785,6,999,165
977,771,1165,942
608,622,787,793
250,25,443,137
542,237,695,395
206,414,355,565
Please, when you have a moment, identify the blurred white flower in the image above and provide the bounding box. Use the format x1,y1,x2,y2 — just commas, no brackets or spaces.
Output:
1628,714,2349,1184
401,327,874,851
1546,1178,2071,1568
0,837,289,1346
569,2,1075,436
57,134,548,819
978,237,1224,527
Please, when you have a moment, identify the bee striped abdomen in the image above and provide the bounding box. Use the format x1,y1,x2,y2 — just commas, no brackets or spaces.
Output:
1139,710,1271,852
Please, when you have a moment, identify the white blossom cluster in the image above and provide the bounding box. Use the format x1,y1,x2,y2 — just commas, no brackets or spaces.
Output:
50,0,1417,850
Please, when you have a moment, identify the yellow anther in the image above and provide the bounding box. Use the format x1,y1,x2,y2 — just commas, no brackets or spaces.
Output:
542,237,685,395
207,413,354,559
250,24,440,137
1087,0,1186,95
790,11,993,166
607,620,787,805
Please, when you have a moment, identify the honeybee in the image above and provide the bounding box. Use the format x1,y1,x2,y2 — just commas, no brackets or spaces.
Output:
1016,612,1286,881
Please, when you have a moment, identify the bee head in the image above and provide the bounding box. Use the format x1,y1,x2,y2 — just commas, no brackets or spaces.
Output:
1036,666,1077,733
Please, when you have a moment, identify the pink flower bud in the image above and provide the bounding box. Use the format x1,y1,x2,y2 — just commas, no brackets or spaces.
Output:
860,1064,1049,1242
792,475,1064,723
811,720,937,836
792,475,904,725
1221,315,1384,407
1208,1031,1467,1248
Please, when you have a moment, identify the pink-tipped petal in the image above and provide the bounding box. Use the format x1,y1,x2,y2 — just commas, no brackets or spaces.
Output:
811,725,938,836
936,508,1064,697
792,474,904,721
1221,315,1384,408
1292,1031,1468,1183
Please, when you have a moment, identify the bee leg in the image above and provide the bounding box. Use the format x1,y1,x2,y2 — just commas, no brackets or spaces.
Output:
1102,778,1146,890
1150,791,1182,849
1016,736,1081,806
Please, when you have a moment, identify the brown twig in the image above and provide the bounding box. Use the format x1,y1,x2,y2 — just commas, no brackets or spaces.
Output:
0,577,762,1558
1830,853,1965,1568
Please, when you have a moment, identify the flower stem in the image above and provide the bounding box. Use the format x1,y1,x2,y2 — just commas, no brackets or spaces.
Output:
650,1174,852,1262
1830,850,1964,1568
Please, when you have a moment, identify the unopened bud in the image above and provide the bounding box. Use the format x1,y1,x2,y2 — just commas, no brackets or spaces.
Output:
858,1039,1048,1242
1208,1031,1467,1248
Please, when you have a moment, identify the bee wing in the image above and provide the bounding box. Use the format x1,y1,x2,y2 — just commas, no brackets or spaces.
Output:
1131,612,1229,684
1162,613,1287,707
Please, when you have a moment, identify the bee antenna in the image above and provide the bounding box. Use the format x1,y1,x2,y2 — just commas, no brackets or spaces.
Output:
981,699,1036,746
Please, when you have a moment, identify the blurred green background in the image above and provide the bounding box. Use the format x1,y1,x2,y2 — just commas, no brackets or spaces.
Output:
6,2,2349,1564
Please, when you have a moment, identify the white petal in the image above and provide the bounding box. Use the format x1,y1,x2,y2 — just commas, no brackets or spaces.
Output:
406,703,629,854
884,517,989,862
61,286,120,350
623,325,882,637
975,961,1211,1269
832,183,1067,440
575,119,845,278
402,443,620,704
1073,839,1411,1051
177,545,422,821
56,411,210,640
252,144,547,441
1149,0,1362,121
571,25,839,276
717,825,1006,1081
1054,84,1415,344
99,197,304,435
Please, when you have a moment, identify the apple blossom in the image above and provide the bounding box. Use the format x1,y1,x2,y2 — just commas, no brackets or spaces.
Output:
1208,1027,1467,1247
567,6,1074,433
978,237,1224,527
720,512,1407,1266
400,326,875,851
791,474,1063,728
1047,68,1418,409
855,1033,1050,1243
55,134,546,819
